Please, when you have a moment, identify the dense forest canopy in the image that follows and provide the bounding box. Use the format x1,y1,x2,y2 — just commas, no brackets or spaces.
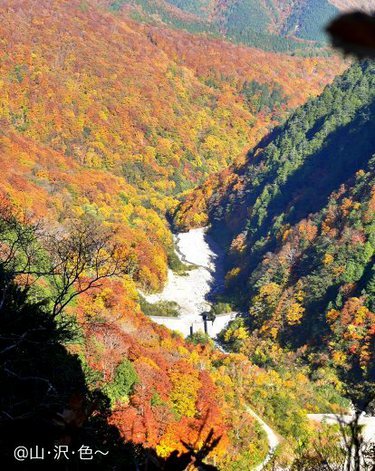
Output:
0,0,344,293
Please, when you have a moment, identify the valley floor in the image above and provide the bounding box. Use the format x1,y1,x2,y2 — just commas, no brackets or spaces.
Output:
144,227,236,337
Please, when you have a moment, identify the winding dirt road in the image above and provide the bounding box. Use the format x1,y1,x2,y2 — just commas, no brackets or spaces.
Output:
247,407,281,470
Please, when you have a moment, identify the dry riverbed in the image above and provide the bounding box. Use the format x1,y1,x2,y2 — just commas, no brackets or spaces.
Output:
144,228,235,338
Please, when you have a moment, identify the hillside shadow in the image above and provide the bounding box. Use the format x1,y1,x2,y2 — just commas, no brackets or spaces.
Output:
204,230,227,303
256,102,375,237
0,266,220,470
209,99,375,270
0,265,135,470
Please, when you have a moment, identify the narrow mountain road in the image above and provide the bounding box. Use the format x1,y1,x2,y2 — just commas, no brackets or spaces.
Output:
247,407,281,470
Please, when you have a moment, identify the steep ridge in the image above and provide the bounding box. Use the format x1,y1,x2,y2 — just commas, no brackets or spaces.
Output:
175,60,375,407
110,0,375,51
0,169,351,469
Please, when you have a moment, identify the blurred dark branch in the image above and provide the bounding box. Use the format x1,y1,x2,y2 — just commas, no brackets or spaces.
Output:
327,12,375,58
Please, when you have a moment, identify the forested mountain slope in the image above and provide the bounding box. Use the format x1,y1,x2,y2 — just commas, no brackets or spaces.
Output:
1,0,342,193
0,0,351,468
110,0,375,52
175,61,375,399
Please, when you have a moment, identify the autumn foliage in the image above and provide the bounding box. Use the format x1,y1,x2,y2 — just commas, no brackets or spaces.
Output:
0,0,357,467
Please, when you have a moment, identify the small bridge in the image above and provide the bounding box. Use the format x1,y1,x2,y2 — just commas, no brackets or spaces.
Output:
150,312,237,338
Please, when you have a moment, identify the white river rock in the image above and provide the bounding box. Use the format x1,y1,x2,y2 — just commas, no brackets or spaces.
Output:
144,227,235,338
